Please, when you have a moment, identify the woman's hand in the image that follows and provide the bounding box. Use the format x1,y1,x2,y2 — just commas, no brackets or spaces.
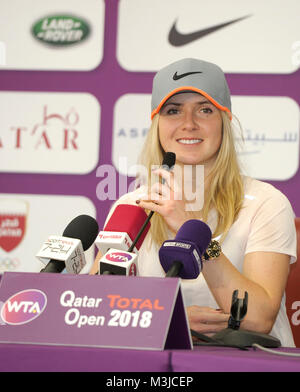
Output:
187,306,230,338
136,168,190,233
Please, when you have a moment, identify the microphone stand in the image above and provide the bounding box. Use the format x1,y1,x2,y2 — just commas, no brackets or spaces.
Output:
165,261,183,277
127,211,153,253
211,290,281,348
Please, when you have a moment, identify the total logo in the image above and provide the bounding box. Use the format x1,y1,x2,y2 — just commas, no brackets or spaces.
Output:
0,289,47,325
105,252,133,263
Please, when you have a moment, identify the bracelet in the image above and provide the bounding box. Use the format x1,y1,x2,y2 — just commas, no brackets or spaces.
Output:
203,239,222,261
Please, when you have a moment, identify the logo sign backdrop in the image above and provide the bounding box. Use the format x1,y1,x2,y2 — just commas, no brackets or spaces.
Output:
0,0,105,71
0,91,101,174
117,0,300,73
232,96,299,180
0,194,96,274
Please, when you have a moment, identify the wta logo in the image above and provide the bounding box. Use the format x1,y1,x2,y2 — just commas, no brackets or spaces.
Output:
105,252,133,263
1,289,47,325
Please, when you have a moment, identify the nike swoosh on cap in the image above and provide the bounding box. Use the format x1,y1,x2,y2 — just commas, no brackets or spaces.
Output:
173,71,203,80
168,14,252,47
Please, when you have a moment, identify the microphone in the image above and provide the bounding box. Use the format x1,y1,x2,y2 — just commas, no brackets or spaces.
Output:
96,152,175,276
96,205,151,276
37,215,99,274
159,219,212,279
96,204,150,255
140,151,176,226
161,151,176,174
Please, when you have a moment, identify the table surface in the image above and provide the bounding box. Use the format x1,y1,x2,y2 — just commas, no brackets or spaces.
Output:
1,343,300,372
173,346,300,372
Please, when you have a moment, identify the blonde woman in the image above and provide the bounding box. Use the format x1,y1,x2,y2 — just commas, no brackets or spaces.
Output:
91,58,297,347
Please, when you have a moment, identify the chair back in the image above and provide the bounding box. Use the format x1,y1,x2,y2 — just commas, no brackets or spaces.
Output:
285,218,300,347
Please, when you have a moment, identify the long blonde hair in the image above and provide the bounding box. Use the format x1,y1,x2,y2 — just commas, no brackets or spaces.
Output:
136,111,244,246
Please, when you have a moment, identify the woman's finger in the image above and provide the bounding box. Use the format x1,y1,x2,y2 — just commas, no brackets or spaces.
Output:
136,199,164,212
150,182,173,200
151,168,174,189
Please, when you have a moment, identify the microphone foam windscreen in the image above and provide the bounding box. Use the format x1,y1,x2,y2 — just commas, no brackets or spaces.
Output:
63,215,99,251
104,204,150,249
162,152,176,169
176,219,212,253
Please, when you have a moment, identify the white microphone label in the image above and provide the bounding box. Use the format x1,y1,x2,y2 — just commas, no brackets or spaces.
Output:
36,235,85,274
95,231,137,255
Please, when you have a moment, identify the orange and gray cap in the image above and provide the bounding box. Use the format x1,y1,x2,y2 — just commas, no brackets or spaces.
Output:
151,58,232,120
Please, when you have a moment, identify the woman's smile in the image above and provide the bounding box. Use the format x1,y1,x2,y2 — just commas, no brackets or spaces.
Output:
177,137,204,145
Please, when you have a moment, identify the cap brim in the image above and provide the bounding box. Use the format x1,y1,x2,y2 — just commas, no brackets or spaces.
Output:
151,86,232,120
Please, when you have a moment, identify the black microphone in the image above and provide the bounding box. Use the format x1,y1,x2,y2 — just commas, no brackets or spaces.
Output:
138,151,176,232
161,152,176,175
39,215,99,273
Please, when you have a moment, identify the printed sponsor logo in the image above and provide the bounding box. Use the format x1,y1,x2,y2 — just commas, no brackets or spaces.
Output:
0,92,100,174
168,15,251,46
172,71,202,80
118,0,300,73
1,289,47,325
32,15,90,46
163,241,191,249
7,105,81,151
105,252,133,263
0,0,104,70
0,200,28,253
98,233,122,240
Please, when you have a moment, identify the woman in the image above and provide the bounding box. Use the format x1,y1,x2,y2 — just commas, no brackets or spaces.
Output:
91,58,297,347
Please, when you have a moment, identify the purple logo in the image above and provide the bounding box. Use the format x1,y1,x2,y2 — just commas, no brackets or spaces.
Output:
1,289,47,325
105,252,132,263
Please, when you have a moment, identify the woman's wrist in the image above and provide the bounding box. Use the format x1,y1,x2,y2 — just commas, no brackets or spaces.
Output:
203,239,222,261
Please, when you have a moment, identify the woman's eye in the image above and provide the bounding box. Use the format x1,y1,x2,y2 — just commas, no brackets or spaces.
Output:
200,107,213,114
167,108,179,114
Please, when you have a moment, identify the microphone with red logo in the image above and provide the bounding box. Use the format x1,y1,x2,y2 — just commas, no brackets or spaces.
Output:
159,219,212,279
97,204,151,276
95,204,149,256
97,152,176,276
37,215,99,274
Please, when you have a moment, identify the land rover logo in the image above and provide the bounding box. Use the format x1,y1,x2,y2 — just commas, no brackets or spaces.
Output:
32,15,90,46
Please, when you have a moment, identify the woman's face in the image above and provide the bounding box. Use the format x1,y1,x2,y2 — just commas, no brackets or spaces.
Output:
158,92,223,170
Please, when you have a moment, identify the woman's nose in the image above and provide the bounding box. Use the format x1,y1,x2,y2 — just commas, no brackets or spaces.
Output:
181,111,198,131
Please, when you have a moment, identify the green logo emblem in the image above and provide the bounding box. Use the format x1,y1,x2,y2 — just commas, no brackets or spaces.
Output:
32,15,90,46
